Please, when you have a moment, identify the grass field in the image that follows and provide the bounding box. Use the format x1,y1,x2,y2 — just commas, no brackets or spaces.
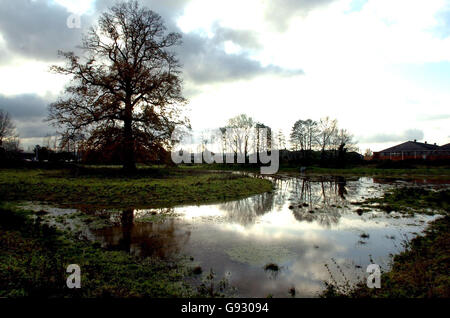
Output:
0,167,273,209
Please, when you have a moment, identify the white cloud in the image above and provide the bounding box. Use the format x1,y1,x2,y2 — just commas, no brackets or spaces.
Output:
183,0,450,150
0,60,65,96
53,0,94,14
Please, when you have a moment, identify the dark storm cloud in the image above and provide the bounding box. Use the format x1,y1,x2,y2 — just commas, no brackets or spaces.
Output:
265,0,337,31
16,121,56,139
0,93,53,138
360,129,425,143
0,94,49,120
0,0,90,62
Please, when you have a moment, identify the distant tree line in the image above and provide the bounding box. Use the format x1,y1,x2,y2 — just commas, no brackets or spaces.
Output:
289,116,359,166
290,117,357,153
189,113,361,167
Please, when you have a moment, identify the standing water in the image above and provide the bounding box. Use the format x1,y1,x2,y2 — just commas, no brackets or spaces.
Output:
24,176,446,297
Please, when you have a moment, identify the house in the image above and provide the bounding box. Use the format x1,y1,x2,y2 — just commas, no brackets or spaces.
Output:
432,143,450,160
373,140,441,161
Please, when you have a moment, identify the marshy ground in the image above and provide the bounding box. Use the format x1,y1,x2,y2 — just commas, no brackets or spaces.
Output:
0,166,273,208
321,186,450,298
0,166,271,297
0,165,449,298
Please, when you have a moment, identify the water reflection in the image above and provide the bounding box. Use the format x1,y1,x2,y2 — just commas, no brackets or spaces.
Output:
92,209,191,258
219,192,274,225
34,176,446,297
219,177,350,227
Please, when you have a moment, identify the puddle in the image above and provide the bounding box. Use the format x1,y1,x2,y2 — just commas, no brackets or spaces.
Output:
21,176,447,297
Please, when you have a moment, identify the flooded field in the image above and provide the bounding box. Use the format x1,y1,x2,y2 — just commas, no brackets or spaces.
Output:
23,176,448,297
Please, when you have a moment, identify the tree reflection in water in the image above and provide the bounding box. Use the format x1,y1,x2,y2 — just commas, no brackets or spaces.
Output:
82,177,351,256
219,177,349,227
90,208,191,258
218,192,275,226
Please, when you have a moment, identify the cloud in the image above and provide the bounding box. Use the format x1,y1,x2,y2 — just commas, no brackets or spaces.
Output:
0,93,54,138
0,47,11,65
94,0,192,30
0,0,304,144
360,129,424,143
0,94,49,121
96,0,303,84
0,0,301,85
211,24,262,50
264,0,337,31
16,121,56,139
433,9,450,38
419,114,450,121
0,0,90,62
179,32,303,84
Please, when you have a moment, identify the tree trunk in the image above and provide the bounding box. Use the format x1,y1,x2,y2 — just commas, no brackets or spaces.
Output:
123,100,136,172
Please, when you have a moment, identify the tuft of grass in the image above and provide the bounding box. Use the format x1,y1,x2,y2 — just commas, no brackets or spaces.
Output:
192,266,202,275
264,263,279,272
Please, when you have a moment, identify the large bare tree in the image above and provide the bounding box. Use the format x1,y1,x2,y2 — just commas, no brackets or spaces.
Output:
48,1,188,171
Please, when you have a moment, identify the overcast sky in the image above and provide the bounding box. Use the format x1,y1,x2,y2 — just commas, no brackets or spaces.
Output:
0,0,449,151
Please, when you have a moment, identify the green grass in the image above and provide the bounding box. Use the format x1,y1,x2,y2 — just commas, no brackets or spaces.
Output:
0,168,273,209
0,204,196,297
362,188,450,215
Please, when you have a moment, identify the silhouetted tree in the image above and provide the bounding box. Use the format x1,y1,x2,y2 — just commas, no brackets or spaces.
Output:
316,116,337,159
275,129,286,150
223,114,255,160
48,1,188,171
304,119,318,151
0,109,17,149
290,119,318,163
255,122,271,162
332,128,357,152
290,120,307,151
